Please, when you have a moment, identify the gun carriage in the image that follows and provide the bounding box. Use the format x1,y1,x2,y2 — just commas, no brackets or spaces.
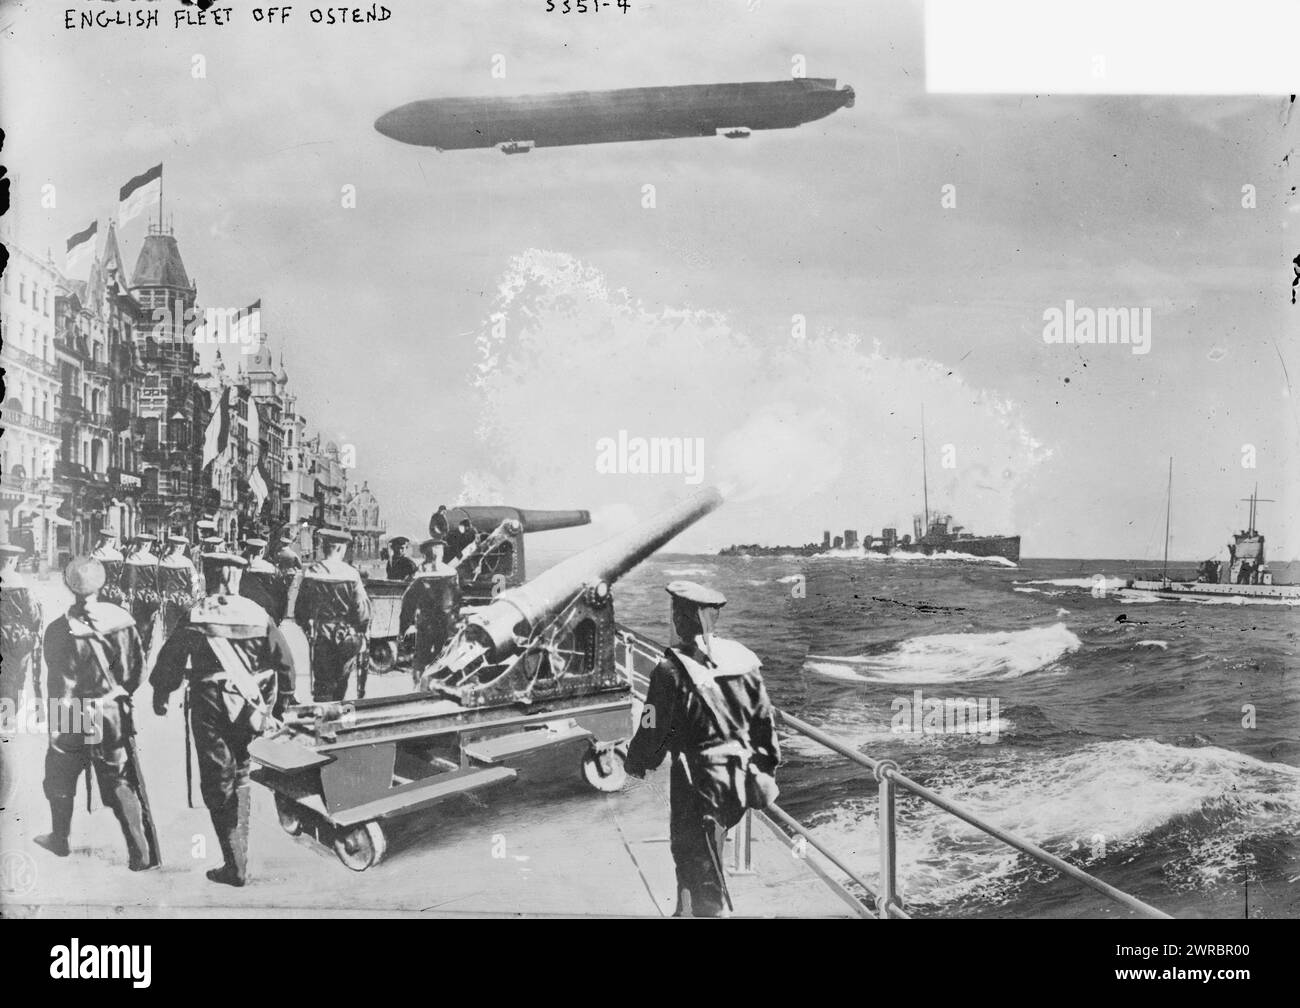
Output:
251,488,722,870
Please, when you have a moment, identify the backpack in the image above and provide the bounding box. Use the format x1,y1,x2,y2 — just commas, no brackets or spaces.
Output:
669,640,779,828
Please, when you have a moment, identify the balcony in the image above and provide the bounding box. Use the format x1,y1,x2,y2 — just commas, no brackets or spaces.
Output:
84,360,112,377
85,412,112,430
1,406,61,437
111,406,133,432
0,345,60,380
55,393,85,417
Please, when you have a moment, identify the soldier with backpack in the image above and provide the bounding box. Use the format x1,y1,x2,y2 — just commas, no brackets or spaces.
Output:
624,581,781,918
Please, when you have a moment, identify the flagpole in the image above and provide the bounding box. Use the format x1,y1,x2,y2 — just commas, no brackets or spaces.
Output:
158,168,163,232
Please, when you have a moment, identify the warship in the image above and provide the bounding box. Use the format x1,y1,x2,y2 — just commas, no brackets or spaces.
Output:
717,412,1022,562
1126,478,1299,601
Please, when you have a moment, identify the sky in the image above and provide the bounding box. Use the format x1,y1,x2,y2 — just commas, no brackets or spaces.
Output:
1,0,1296,558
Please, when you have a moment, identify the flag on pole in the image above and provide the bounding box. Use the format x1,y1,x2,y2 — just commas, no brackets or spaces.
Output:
64,220,98,277
117,163,162,227
246,395,269,511
202,386,232,468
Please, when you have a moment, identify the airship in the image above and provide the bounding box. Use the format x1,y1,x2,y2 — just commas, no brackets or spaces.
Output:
374,78,855,153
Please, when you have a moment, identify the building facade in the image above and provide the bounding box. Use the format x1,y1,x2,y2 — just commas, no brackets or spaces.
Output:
3,218,385,565
0,236,66,566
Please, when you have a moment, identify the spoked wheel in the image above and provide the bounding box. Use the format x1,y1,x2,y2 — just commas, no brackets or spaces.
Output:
274,793,305,836
369,640,396,674
333,821,388,871
582,745,627,793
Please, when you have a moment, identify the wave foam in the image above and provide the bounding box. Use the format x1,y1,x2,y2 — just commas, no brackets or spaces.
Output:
806,739,1300,909
816,548,1016,567
804,622,1081,684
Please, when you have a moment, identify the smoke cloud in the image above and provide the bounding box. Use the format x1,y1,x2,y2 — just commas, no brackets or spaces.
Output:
461,250,1050,550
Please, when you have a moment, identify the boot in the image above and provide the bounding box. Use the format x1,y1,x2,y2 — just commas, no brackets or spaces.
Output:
34,795,74,857
206,788,249,887
107,779,154,871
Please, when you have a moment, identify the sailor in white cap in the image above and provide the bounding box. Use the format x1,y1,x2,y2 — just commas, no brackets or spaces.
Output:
159,534,201,638
295,527,371,701
90,528,126,607
198,536,229,592
0,542,43,710
36,557,156,869
122,533,161,656
624,581,781,918
152,551,297,886
238,537,284,622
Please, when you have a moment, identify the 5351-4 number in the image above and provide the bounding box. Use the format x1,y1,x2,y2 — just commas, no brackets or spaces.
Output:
546,1,632,12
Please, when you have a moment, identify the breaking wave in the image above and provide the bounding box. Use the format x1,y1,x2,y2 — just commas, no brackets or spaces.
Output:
804,622,1082,684
806,739,1300,910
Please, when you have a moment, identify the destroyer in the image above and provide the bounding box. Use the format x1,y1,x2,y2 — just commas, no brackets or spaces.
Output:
1126,483,1299,601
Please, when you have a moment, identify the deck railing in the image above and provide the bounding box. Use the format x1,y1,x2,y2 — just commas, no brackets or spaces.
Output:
615,624,1171,920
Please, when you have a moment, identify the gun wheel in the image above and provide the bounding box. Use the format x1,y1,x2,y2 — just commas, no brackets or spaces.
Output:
582,746,627,793
369,640,396,673
333,821,387,871
274,793,305,836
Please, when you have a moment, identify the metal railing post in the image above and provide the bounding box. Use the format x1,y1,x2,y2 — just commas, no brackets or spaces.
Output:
876,760,900,919
730,809,754,875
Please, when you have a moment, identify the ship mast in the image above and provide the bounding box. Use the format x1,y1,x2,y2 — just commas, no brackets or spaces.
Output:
1161,457,1173,584
920,404,930,537
1238,485,1275,535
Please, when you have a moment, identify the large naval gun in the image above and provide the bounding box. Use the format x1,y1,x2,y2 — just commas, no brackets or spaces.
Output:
250,487,723,871
432,504,591,603
364,504,590,670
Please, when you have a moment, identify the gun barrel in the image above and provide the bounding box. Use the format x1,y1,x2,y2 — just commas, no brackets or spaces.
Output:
430,506,591,537
466,486,724,656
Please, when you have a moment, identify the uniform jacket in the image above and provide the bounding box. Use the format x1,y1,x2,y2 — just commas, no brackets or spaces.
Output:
159,552,201,599
239,557,286,621
42,602,143,751
1,573,43,651
625,636,781,825
151,595,296,716
295,558,371,634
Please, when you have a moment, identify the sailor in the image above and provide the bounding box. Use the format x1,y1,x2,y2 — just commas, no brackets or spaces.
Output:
90,528,126,607
399,537,461,671
158,534,202,638
385,536,417,581
35,558,156,870
295,527,371,701
0,542,43,710
197,536,229,591
237,537,283,620
444,517,478,565
121,533,161,656
272,529,301,570
270,531,302,621
624,581,781,918
151,552,296,886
